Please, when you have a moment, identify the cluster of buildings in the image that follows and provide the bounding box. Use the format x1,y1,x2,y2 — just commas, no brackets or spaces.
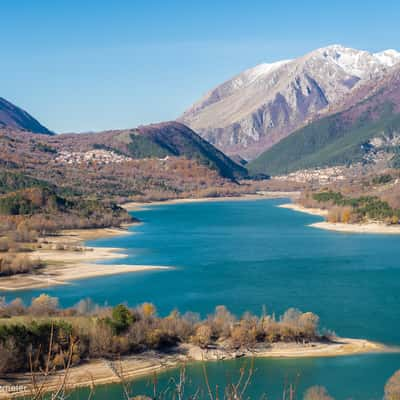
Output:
54,149,132,166
275,166,348,185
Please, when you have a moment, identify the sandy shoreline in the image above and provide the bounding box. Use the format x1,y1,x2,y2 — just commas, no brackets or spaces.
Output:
310,221,400,234
0,195,398,396
2,194,399,292
277,203,328,217
279,203,400,234
0,337,393,398
0,192,300,292
0,226,170,292
122,191,300,211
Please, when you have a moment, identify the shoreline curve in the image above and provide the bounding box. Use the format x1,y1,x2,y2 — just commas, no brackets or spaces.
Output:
0,337,395,399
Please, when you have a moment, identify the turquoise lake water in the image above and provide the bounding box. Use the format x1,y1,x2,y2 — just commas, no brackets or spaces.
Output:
3,198,400,399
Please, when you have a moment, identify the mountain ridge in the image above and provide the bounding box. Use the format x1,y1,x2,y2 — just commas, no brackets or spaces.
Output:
248,64,400,175
0,97,53,135
180,45,400,159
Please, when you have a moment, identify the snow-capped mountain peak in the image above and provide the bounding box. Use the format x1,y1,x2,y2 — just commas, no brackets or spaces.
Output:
180,45,400,159
373,49,400,67
312,45,400,78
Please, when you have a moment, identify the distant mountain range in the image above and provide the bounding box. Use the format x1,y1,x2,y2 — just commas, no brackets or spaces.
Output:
248,64,400,175
4,44,400,181
0,97,53,135
180,45,400,159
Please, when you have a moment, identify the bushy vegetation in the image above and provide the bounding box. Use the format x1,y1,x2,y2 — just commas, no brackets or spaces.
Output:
303,386,334,400
0,254,42,276
0,296,322,374
0,187,132,227
0,296,398,400
301,190,400,224
0,186,134,277
372,174,393,185
312,191,345,205
34,142,57,153
0,171,52,195
0,187,66,215
385,369,400,400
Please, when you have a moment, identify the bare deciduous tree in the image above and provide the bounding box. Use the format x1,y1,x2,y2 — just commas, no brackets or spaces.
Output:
385,370,400,400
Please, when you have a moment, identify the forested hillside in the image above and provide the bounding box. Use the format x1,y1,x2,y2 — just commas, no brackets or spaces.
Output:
248,65,400,175
248,103,400,175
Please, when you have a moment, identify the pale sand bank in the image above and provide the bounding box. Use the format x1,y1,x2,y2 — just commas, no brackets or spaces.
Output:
122,191,300,211
278,203,328,217
188,337,389,361
279,203,400,234
311,221,400,234
0,226,169,292
0,338,394,399
1,192,300,292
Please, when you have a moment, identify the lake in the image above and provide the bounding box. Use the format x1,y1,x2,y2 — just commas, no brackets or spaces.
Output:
3,198,400,399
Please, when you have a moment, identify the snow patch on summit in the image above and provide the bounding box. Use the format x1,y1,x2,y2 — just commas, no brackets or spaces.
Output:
373,49,400,67
243,60,292,83
315,45,400,78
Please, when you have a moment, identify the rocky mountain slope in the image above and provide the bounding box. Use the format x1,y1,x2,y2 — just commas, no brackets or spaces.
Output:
180,45,400,159
0,97,53,135
248,65,400,175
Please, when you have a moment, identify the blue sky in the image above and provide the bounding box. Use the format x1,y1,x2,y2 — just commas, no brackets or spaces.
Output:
2,0,400,133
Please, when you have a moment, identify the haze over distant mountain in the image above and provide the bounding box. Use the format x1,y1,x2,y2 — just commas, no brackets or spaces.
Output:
248,63,400,175
180,45,400,159
0,97,53,135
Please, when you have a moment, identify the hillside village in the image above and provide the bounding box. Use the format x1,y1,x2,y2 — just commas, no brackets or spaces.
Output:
54,149,132,166
274,166,349,185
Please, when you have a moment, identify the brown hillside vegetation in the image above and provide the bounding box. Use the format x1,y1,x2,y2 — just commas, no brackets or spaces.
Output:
0,127,269,203
0,125,302,205
0,296,322,374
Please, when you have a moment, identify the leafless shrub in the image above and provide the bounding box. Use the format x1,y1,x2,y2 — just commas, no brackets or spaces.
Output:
29,294,59,316
0,254,42,276
385,370,400,400
303,385,334,400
